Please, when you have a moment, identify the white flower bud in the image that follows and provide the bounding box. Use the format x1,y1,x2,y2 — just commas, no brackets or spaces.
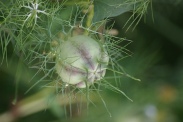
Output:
55,35,109,88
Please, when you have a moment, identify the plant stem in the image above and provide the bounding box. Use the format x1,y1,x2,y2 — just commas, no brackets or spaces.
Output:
0,87,92,122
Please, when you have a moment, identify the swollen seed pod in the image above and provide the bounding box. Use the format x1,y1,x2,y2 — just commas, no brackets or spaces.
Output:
55,35,109,88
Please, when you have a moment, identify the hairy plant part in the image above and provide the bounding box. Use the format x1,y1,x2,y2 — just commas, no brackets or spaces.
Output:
55,35,109,88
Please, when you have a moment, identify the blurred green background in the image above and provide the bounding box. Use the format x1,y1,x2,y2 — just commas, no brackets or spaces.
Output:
1,0,183,122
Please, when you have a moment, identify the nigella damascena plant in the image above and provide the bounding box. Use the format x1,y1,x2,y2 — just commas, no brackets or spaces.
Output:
55,35,109,88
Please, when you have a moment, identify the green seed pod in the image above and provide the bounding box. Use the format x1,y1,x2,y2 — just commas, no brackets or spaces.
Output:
55,35,109,88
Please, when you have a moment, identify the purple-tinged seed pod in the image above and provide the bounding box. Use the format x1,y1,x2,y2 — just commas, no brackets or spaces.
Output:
55,35,109,88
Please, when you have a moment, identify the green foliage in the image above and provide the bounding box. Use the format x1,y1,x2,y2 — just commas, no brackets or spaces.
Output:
93,0,150,23
0,0,151,120
93,0,133,22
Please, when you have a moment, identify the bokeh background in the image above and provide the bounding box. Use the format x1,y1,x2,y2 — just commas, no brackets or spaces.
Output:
1,0,183,122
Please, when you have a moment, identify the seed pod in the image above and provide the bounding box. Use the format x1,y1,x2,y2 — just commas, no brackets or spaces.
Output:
55,35,109,88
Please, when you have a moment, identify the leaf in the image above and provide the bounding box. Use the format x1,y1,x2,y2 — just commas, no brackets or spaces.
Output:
93,0,134,22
